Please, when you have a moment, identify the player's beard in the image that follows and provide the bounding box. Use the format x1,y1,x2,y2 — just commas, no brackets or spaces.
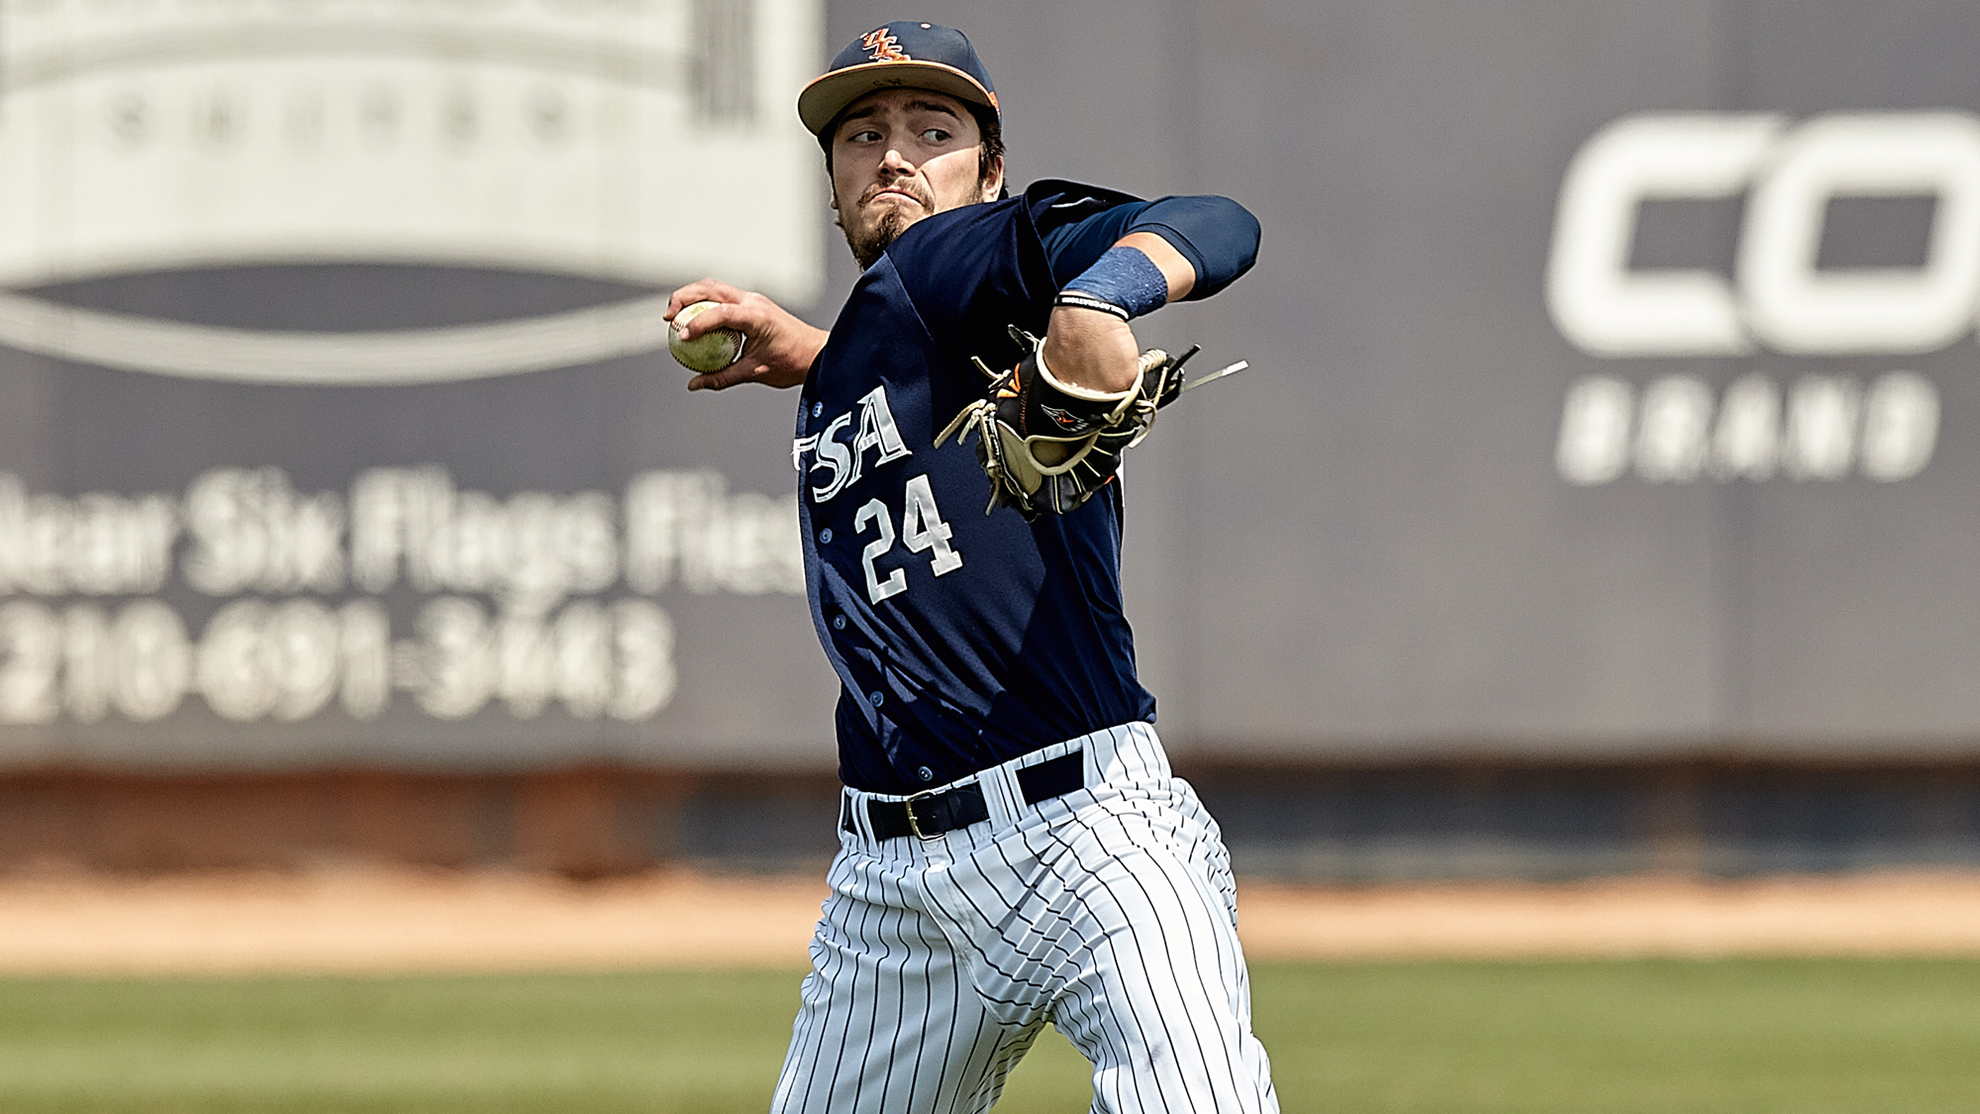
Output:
839,180,934,270
842,207,912,271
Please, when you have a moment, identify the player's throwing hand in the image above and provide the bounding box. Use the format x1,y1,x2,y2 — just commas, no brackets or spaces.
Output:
662,279,827,391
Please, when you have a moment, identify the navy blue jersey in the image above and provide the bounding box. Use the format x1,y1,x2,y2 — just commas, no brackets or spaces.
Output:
795,180,1256,794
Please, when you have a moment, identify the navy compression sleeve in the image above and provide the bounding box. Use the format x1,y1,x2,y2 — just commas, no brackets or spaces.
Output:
1041,194,1261,301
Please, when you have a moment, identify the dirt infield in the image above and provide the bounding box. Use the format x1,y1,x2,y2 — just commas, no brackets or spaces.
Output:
3,868,1979,975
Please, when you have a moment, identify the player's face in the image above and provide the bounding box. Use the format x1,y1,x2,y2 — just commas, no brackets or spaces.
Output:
829,89,1003,268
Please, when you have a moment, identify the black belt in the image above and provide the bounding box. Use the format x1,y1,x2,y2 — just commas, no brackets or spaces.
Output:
845,750,1086,840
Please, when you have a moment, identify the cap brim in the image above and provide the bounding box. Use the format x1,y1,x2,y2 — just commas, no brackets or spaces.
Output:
797,61,997,137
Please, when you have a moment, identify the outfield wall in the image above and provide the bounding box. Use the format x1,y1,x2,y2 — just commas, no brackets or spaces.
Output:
8,758,1979,880
2,0,1978,772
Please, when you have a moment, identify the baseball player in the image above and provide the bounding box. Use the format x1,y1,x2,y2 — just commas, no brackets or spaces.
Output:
666,21,1272,1113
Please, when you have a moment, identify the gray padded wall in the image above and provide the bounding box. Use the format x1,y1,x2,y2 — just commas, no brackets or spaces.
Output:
2,0,1976,769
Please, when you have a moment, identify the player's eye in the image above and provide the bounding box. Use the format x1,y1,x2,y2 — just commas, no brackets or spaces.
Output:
920,128,952,144
848,128,881,143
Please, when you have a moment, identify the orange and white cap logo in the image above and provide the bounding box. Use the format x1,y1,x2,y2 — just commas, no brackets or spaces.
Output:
863,27,910,62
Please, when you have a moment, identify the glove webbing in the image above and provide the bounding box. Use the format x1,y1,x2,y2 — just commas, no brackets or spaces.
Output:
935,338,1202,518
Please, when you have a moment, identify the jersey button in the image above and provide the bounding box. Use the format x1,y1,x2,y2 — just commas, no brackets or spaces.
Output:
819,528,833,544
811,401,824,417
831,615,847,631
868,691,884,708
917,766,934,782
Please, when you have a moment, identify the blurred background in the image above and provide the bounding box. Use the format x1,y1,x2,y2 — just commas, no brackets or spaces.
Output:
4,0,1980,886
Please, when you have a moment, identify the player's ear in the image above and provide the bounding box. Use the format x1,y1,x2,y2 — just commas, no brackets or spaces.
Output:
980,155,1005,203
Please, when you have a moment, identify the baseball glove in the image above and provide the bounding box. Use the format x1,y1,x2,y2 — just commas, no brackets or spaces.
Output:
935,325,1199,518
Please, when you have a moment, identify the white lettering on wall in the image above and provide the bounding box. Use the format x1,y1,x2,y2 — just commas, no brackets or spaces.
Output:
1557,372,1939,486
0,478,179,596
405,595,675,722
624,470,805,595
0,463,793,724
1549,113,1784,357
349,468,617,612
0,593,674,726
1633,375,1717,482
1743,115,1980,355
1555,377,1637,486
184,468,345,594
1550,111,1980,357
196,598,343,722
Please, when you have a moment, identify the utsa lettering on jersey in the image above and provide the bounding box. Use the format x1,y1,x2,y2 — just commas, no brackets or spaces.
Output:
663,20,1270,1114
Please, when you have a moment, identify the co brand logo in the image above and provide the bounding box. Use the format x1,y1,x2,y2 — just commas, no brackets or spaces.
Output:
1549,111,1980,357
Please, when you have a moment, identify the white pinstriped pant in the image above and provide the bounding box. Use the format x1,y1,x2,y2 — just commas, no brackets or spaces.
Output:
770,722,1278,1114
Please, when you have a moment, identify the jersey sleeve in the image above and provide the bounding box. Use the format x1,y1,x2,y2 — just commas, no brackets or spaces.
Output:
1034,181,1261,301
881,195,1060,379
877,180,1261,383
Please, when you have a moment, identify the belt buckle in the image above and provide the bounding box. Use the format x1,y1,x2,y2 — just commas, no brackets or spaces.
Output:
904,788,941,840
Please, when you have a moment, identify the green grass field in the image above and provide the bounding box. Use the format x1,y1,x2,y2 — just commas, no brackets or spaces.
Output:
1,960,1976,1113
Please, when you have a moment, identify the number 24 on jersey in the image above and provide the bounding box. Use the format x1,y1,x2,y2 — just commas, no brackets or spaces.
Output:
856,474,962,603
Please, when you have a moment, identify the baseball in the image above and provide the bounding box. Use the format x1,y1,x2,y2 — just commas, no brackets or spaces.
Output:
669,300,747,373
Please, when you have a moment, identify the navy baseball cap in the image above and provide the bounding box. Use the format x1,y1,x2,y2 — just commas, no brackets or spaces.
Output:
797,21,999,138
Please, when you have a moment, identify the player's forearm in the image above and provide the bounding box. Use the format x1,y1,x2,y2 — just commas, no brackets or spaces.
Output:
1041,306,1141,395
1040,233,1191,394
1031,194,1260,395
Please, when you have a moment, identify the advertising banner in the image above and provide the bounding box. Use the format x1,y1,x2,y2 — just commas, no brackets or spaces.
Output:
1158,0,1980,753
0,0,838,769
5,0,1979,768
